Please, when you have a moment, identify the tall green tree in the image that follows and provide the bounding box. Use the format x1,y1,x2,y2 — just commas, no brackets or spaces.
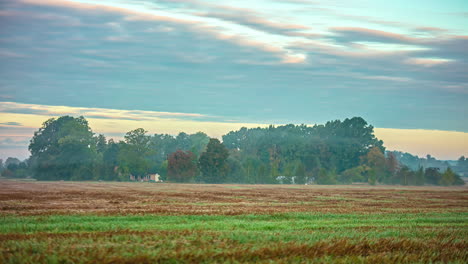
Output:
118,128,153,178
29,116,98,180
199,138,229,183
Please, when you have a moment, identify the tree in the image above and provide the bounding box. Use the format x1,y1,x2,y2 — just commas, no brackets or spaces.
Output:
5,157,20,168
118,128,153,179
425,168,441,185
363,147,387,183
1,158,29,178
315,168,337,185
167,150,197,182
415,167,425,186
175,132,191,151
282,161,296,184
101,139,122,181
199,138,229,183
294,162,307,184
386,152,399,179
96,134,107,154
189,132,210,156
438,167,464,186
367,169,377,185
439,167,456,186
226,150,246,183
395,166,413,185
339,165,368,184
29,116,98,180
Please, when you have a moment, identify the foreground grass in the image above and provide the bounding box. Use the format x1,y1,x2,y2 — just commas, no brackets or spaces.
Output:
1,181,467,263
1,212,467,263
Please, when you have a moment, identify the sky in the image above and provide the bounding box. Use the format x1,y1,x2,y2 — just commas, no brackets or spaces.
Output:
0,0,467,161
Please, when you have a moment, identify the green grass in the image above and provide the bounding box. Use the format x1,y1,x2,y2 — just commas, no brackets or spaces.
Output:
1,212,467,263
1,212,467,234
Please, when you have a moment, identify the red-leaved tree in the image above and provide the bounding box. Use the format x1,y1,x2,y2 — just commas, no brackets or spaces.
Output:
167,150,198,182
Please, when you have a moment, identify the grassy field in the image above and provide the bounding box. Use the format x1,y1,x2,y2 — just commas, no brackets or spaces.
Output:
0,181,467,263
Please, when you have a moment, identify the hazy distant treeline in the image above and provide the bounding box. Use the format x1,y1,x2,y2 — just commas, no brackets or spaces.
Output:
0,116,464,186
388,151,468,177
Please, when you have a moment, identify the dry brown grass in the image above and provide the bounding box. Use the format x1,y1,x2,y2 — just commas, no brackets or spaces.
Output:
2,229,467,263
1,180,467,216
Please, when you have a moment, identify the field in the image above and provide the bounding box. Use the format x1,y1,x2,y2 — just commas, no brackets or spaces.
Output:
0,180,467,263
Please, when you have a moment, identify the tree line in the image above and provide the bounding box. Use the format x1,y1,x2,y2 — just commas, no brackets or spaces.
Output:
0,115,464,186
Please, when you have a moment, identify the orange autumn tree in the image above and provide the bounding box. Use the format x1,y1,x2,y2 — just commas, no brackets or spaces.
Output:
167,150,198,183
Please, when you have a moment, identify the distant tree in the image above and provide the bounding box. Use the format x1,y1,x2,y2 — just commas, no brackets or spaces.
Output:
458,156,466,167
363,147,387,183
1,158,29,178
257,164,268,184
199,138,229,183
243,156,260,183
437,167,464,186
455,156,468,177
159,160,168,181
101,139,122,181
226,150,246,183
386,152,399,179
188,132,210,156
425,168,441,185
367,169,377,185
415,167,425,186
96,134,107,153
269,145,280,182
294,162,307,184
315,168,337,185
282,161,296,184
5,157,21,168
396,166,413,185
175,132,191,151
29,116,98,180
439,167,456,186
118,128,153,179
339,165,368,184
167,150,197,182
453,174,465,186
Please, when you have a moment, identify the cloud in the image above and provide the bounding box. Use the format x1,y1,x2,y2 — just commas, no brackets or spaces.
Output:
1,0,467,137
414,27,448,34
330,27,421,44
192,8,310,37
0,49,28,58
0,102,267,141
404,57,454,67
0,102,209,121
18,0,309,64
0,122,22,126
357,75,412,83
0,137,30,148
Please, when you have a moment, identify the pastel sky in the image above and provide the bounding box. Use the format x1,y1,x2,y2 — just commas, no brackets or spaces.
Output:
0,0,467,160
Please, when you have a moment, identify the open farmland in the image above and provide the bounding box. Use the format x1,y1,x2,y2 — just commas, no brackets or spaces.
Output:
0,180,467,263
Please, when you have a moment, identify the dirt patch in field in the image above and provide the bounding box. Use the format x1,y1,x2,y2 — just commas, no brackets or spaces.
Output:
0,181,467,216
